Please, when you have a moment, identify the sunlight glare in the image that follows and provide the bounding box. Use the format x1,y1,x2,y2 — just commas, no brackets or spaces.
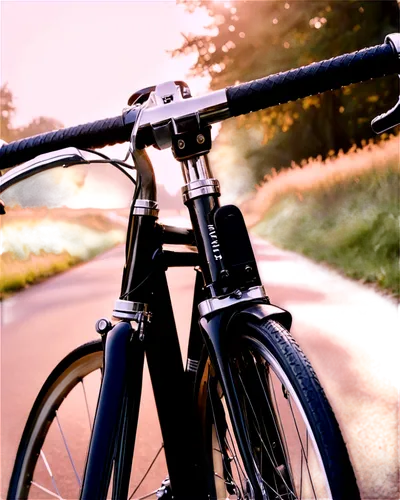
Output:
67,188,120,208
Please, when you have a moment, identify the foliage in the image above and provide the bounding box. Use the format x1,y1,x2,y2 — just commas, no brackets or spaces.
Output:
0,84,86,206
173,0,399,194
250,137,400,298
0,208,126,296
0,84,15,142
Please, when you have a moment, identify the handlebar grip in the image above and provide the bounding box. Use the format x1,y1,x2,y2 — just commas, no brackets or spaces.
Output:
226,43,400,117
0,115,132,170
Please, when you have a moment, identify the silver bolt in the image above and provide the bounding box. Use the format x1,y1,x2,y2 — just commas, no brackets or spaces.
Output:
232,289,242,299
220,269,230,279
177,139,185,149
196,134,205,144
98,319,107,331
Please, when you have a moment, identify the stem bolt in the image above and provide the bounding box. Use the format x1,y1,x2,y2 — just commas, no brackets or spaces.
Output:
196,134,205,144
177,139,185,149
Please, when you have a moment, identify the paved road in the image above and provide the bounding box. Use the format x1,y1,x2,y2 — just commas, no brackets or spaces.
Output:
1,237,398,499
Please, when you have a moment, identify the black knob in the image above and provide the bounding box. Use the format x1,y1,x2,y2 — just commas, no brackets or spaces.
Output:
95,317,112,335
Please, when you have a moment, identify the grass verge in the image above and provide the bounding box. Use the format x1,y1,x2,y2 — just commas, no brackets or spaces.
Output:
0,212,125,300
247,138,399,298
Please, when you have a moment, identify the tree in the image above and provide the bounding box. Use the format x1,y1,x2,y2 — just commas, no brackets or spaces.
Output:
173,1,399,194
15,116,63,140
0,84,16,142
0,84,87,206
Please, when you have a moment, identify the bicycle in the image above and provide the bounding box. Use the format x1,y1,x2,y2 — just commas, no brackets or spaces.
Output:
1,33,399,500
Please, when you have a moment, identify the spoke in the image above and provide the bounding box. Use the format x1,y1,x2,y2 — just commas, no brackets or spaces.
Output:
31,481,63,499
288,397,317,499
245,353,283,466
133,489,159,500
236,370,293,490
260,362,291,468
299,430,309,500
55,411,81,487
40,450,63,499
214,471,226,481
207,378,240,491
269,371,296,486
223,366,260,492
259,477,284,498
214,471,242,499
300,441,303,499
249,416,296,497
81,378,92,431
128,445,164,500
213,444,243,493
248,352,292,475
208,368,251,496
224,422,249,492
223,399,246,474
210,381,249,495
236,369,296,497
300,430,309,500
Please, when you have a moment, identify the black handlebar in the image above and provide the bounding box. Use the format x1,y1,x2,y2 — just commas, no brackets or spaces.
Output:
226,43,398,116
0,116,132,170
1,41,399,171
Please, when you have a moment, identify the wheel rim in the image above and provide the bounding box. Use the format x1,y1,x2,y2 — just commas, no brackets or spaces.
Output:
201,336,333,500
21,350,103,500
11,345,169,500
248,340,332,499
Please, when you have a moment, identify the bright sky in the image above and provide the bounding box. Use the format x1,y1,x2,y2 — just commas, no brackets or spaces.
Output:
1,0,214,195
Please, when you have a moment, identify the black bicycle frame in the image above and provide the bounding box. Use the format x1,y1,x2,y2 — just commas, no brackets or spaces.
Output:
79,146,291,500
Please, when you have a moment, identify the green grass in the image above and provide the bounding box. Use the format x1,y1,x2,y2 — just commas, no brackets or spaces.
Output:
252,140,399,298
0,214,124,300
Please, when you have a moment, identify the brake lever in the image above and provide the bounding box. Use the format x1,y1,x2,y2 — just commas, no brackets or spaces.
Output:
127,104,145,157
371,90,400,134
371,34,400,134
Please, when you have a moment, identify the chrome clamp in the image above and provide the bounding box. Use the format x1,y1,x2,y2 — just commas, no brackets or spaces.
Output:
198,285,268,318
132,199,159,217
113,299,152,341
113,299,151,321
182,178,220,204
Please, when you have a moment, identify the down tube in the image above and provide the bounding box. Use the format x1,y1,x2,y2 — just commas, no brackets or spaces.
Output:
145,268,207,500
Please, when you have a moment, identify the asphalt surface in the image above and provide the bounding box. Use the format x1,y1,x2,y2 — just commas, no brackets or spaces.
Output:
1,235,398,499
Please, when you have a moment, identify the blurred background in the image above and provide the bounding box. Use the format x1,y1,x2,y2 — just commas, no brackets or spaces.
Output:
1,0,399,297
1,3,399,498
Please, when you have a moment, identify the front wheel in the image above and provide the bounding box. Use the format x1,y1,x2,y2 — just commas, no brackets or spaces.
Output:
196,319,360,499
7,341,103,500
